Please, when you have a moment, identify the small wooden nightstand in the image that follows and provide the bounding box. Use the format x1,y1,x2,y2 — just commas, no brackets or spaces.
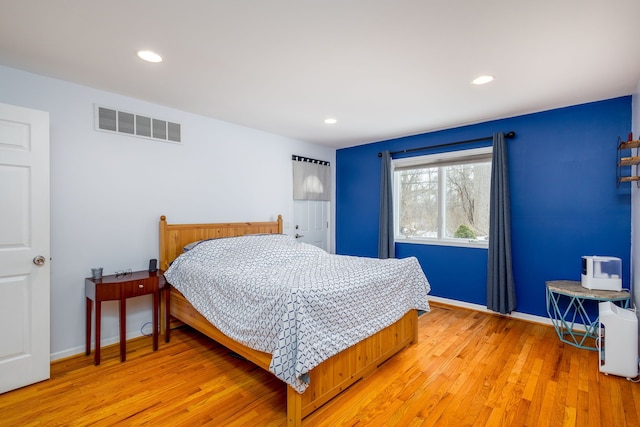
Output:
85,270,168,365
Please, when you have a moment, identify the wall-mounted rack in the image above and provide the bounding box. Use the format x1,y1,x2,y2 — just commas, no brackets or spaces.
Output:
616,137,640,187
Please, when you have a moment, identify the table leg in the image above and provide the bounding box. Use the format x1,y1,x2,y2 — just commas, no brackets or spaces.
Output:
120,298,126,362
95,301,101,365
152,291,159,351
86,297,92,356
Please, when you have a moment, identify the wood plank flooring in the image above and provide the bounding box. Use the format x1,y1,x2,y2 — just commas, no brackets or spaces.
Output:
1,303,638,426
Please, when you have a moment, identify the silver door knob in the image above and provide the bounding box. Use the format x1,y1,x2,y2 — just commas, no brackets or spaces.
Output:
295,233,304,239
33,255,46,266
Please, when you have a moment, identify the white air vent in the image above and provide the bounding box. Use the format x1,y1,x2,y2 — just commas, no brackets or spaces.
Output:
95,105,181,144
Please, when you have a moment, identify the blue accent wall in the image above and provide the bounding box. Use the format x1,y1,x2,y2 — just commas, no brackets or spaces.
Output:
336,97,632,318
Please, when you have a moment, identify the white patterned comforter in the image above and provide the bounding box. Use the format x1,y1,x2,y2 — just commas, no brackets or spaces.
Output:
164,234,430,393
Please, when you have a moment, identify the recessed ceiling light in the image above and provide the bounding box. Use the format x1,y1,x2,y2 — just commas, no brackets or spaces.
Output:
324,118,337,125
137,50,163,63
471,75,494,85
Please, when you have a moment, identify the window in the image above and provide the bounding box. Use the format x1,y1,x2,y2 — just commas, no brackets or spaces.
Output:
393,147,492,247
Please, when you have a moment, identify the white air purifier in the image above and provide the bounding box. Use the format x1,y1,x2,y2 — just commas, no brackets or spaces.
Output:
598,301,638,378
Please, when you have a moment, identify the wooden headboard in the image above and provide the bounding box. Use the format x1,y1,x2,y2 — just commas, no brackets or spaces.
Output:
159,215,283,271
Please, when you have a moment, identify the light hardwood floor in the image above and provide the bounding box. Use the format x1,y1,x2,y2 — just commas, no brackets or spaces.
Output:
1,303,638,426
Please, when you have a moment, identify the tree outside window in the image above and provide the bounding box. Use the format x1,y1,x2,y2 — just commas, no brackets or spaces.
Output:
394,148,491,246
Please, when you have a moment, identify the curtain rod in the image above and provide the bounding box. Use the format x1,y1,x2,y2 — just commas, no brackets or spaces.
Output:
377,131,516,157
292,154,330,166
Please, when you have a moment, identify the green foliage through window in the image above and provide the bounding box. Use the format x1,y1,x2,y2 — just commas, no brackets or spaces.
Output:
454,224,476,239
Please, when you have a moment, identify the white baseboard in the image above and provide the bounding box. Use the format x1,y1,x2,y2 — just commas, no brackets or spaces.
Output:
50,330,150,362
427,295,570,329
50,297,580,361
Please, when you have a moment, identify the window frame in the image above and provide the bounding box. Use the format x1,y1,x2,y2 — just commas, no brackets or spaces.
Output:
392,146,493,249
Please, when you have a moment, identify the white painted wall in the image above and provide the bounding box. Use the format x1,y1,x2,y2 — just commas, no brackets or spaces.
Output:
0,65,336,360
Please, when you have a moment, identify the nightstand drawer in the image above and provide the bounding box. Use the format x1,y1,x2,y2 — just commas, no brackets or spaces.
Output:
122,279,157,297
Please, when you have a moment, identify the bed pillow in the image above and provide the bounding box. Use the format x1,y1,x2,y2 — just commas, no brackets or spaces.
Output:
183,240,207,252
182,234,277,252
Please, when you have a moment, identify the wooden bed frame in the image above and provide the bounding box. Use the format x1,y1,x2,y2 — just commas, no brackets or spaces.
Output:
159,215,418,427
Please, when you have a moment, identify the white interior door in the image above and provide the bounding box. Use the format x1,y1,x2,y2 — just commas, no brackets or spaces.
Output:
294,200,329,251
0,102,50,394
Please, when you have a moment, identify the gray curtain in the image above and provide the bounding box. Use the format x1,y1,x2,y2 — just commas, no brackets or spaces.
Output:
487,132,516,314
378,150,395,259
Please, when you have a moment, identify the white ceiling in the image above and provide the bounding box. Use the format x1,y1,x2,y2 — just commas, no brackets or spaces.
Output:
1,1,639,148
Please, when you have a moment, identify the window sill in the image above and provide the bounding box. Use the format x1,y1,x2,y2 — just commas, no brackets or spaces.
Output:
395,237,488,249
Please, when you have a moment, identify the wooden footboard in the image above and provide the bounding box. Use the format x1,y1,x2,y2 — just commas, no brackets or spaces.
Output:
171,288,417,426
290,307,417,424
159,215,419,426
